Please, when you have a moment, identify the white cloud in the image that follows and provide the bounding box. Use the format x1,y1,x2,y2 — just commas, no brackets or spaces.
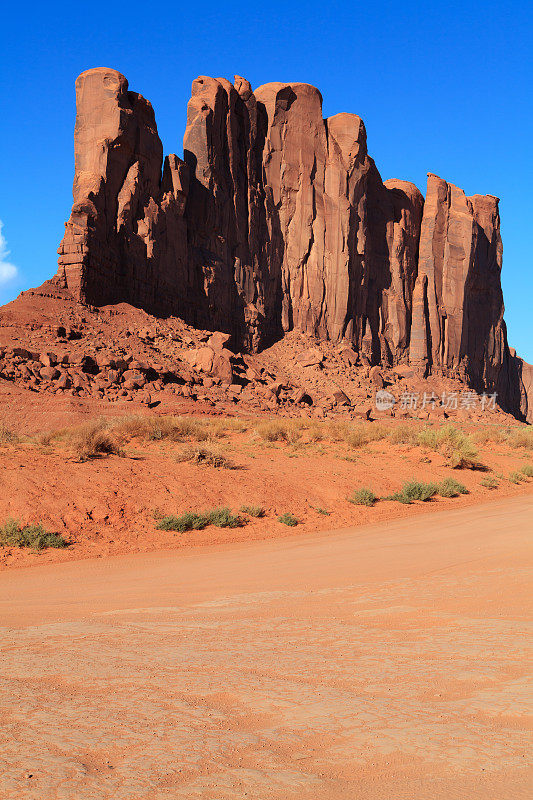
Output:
0,220,18,285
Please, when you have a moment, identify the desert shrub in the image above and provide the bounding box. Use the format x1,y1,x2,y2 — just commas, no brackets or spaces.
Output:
505,428,533,450
0,519,68,550
36,431,55,448
418,424,480,469
481,476,499,489
349,488,377,506
156,511,210,532
508,470,525,484
0,424,20,445
315,507,330,515
74,422,124,461
388,480,438,504
438,477,468,497
278,513,299,526
520,464,533,477
156,507,245,532
239,505,265,517
207,507,245,528
175,444,235,468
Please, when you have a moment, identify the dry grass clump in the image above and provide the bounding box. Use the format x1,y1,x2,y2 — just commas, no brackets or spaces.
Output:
73,422,124,462
473,426,509,445
112,414,252,443
239,505,265,517
417,424,480,469
42,415,250,451
387,424,420,446
506,427,533,450
327,421,388,448
114,415,211,443
256,420,301,444
0,518,68,550
520,464,533,477
481,476,499,489
305,421,327,442
175,444,236,468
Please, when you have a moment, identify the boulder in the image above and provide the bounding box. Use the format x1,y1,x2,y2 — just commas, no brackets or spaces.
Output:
39,352,58,367
296,349,324,368
369,366,384,388
39,367,60,381
211,353,234,384
332,389,351,406
207,331,231,351
121,371,146,389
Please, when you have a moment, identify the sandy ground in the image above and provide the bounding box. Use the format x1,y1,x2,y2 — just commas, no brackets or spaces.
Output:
1,496,532,799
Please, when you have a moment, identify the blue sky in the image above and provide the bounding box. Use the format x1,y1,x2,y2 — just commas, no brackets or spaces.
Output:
1,0,531,360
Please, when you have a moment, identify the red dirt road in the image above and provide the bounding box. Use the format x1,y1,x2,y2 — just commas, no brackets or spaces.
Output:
1,496,532,799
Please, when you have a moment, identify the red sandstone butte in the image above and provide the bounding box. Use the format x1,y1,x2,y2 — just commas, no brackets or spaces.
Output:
51,68,532,422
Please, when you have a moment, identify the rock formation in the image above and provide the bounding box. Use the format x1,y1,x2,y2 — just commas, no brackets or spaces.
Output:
56,67,532,421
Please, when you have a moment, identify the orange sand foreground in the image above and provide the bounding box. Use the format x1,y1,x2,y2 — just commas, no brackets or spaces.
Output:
1,496,532,799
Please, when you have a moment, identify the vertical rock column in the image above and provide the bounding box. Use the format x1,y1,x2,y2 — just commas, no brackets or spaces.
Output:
57,67,165,310
409,173,509,394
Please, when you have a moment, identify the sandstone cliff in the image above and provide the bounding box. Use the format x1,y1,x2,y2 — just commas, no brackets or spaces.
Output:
56,68,532,421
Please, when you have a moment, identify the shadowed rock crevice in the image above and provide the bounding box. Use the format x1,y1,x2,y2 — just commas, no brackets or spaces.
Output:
56,67,532,421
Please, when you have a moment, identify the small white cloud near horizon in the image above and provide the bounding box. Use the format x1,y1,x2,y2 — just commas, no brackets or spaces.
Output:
0,220,19,285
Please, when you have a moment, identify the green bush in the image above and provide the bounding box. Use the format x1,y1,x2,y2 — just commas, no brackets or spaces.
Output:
388,480,438,504
438,477,468,497
156,511,210,532
156,507,245,532
207,508,245,528
278,513,299,526
481,476,499,489
508,470,525,484
0,519,68,550
520,464,533,477
349,488,377,506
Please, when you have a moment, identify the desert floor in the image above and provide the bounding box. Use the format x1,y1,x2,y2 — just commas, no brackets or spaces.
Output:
1,495,531,799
